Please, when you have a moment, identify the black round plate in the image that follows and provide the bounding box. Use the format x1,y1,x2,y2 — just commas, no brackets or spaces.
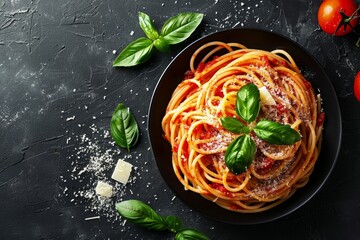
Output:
148,28,342,224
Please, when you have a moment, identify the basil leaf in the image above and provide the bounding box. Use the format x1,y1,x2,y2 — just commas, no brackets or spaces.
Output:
236,83,260,123
220,117,249,134
225,135,256,174
115,200,168,231
175,229,210,240
113,37,154,67
164,215,182,233
110,103,139,152
253,120,301,145
139,12,159,41
160,12,203,45
153,36,170,53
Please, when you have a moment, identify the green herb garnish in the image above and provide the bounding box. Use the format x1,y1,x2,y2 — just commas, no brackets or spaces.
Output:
160,12,204,45
116,199,209,240
138,12,159,41
253,120,301,145
113,12,203,67
175,229,210,240
110,103,139,152
112,37,154,67
236,83,261,123
224,135,256,174
221,83,301,174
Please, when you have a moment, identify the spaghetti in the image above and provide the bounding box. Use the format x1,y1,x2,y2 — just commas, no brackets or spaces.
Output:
161,41,324,213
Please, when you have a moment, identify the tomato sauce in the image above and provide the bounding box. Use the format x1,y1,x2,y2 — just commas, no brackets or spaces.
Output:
317,112,325,126
276,104,287,115
256,157,275,174
211,183,234,198
214,83,225,98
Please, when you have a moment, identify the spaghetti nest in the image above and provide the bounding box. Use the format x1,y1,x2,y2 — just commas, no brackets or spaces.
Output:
161,41,324,213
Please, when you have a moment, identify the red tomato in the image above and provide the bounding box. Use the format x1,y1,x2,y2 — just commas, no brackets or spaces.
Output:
317,0,359,36
354,71,360,102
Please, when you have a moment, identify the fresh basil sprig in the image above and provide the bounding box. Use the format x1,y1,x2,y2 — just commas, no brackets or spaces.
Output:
116,199,209,240
115,199,178,231
220,83,301,174
113,12,203,67
110,103,139,152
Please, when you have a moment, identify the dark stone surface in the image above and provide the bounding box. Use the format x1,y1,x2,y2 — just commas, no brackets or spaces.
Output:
0,0,359,239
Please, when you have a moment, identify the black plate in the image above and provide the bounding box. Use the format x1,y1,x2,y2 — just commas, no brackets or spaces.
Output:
148,28,342,224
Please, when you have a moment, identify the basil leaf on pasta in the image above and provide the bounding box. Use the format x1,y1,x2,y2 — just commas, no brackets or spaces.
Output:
236,83,260,123
160,12,203,45
254,120,301,145
110,103,139,151
225,135,256,174
220,117,249,134
115,200,169,231
139,12,159,41
113,37,154,67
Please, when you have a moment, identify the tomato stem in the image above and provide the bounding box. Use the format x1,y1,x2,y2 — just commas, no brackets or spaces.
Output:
353,6,360,48
334,6,360,35
342,6,360,22
349,6,360,19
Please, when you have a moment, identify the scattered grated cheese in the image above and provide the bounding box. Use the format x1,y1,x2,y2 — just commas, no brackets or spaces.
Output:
85,216,100,221
61,123,140,224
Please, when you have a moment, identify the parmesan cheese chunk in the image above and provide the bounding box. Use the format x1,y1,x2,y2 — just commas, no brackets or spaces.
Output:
259,86,276,105
95,181,113,198
111,159,133,184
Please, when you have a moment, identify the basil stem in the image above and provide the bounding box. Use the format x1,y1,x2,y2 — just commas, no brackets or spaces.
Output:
175,229,210,240
160,12,204,45
153,36,170,53
115,200,170,231
164,215,183,233
220,117,249,134
253,120,301,145
139,12,159,41
224,135,256,174
110,103,139,152
236,83,260,123
113,37,154,67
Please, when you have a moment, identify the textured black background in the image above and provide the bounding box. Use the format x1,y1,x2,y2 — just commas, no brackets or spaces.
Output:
0,0,359,239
